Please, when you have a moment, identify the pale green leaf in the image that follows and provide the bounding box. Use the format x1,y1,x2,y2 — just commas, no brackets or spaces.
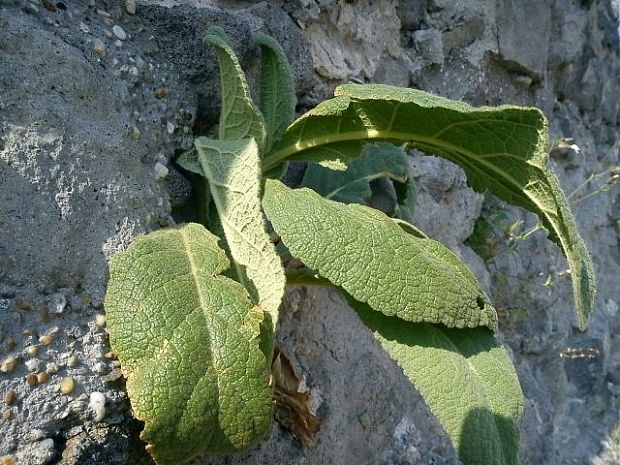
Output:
104,223,272,465
205,27,266,147
196,137,285,343
263,83,595,329
263,179,497,330
300,143,410,205
349,296,523,465
254,32,296,151
177,148,202,175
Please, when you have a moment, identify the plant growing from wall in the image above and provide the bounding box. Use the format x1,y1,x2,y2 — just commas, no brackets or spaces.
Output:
104,27,596,465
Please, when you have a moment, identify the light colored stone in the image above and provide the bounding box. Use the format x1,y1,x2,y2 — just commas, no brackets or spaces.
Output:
112,25,127,41
92,38,106,57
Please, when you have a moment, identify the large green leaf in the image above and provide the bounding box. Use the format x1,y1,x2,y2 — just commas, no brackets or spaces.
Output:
263,179,497,330
348,296,523,465
197,137,285,343
205,27,266,147
263,83,595,329
105,223,272,465
300,143,410,205
254,32,296,152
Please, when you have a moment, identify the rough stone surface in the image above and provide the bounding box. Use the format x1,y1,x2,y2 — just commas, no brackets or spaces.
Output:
1,0,619,464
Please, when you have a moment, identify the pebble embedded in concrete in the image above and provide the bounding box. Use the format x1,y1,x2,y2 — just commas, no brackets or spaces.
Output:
89,391,106,421
1,357,17,373
125,0,136,14
154,162,169,180
25,358,42,372
112,25,127,41
60,376,75,394
4,390,16,406
51,293,66,314
92,38,106,57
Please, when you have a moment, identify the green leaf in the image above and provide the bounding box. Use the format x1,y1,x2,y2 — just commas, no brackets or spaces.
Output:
254,32,296,151
196,137,285,344
263,179,497,330
104,223,272,465
263,83,595,329
348,296,523,465
177,148,203,176
300,143,410,205
205,27,267,147
393,170,417,224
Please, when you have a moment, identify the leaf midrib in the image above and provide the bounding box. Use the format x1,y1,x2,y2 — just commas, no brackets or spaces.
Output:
178,228,221,445
264,129,547,215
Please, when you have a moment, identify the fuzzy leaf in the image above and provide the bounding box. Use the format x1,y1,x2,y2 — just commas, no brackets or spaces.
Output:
263,179,497,330
263,83,595,329
254,32,296,151
105,223,272,465
177,148,203,175
300,143,410,205
205,27,266,147
349,297,523,465
196,137,285,343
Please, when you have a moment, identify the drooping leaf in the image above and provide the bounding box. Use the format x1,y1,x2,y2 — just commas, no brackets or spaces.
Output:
348,296,523,465
300,143,410,205
263,179,497,330
104,223,272,465
254,32,296,151
205,27,266,147
263,83,595,329
177,148,203,176
196,137,285,346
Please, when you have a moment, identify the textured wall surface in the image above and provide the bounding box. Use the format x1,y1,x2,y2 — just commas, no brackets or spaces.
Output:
0,0,619,464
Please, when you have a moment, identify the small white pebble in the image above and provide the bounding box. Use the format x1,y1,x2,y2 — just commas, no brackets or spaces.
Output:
95,314,106,328
129,66,139,76
112,25,127,41
93,362,107,374
92,38,106,57
79,22,90,33
51,293,66,314
47,326,60,336
25,358,42,372
30,429,46,441
154,162,169,180
166,121,176,134
46,362,59,374
89,392,106,422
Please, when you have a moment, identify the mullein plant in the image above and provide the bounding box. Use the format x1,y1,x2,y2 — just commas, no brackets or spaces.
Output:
104,27,595,465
